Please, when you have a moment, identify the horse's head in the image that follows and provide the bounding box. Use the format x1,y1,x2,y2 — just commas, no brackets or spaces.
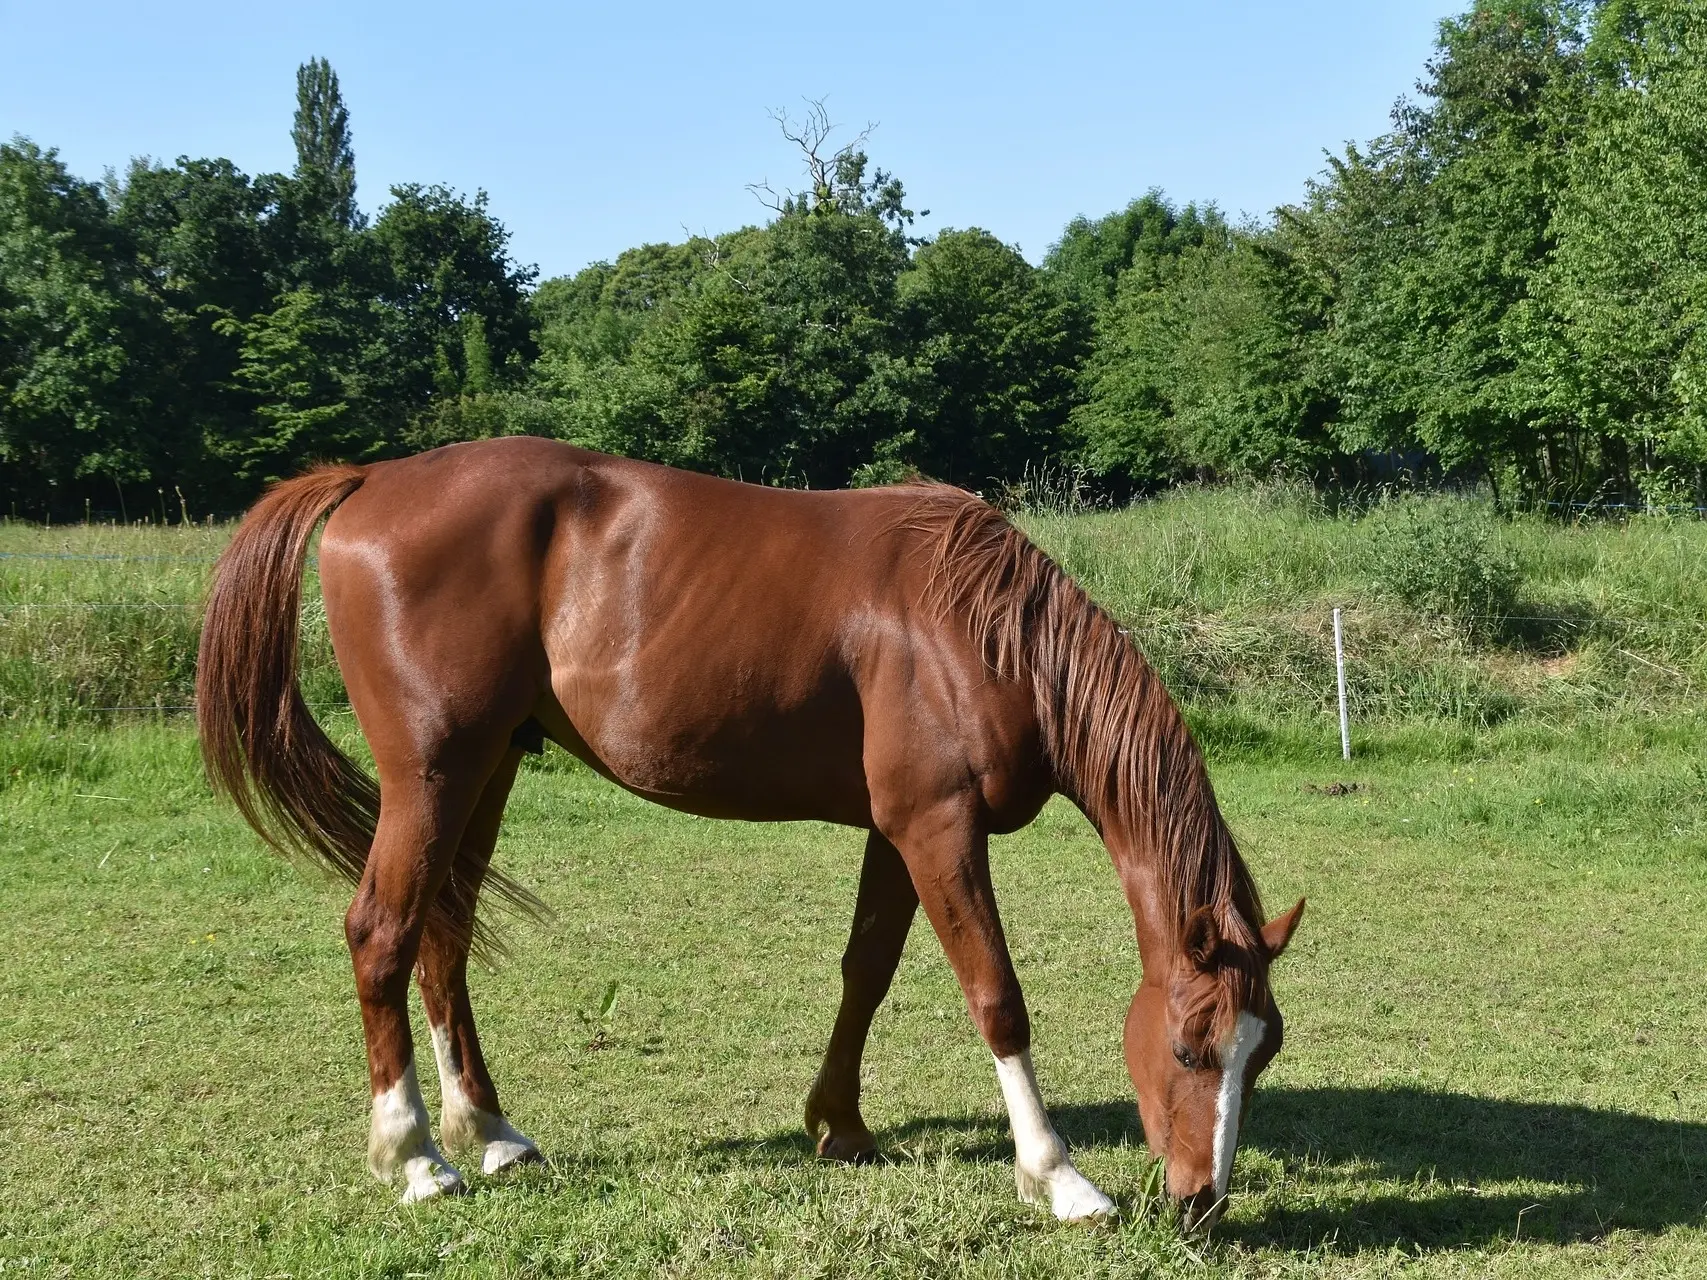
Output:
1123,897,1304,1232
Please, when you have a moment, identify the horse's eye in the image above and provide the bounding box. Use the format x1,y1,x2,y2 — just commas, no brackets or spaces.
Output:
1173,1044,1197,1071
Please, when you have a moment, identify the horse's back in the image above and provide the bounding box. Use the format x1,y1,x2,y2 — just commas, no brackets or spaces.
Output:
319,438,991,825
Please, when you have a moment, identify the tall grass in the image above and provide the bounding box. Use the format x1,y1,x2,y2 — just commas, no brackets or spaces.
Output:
1021,485,1707,728
6,488,1707,729
0,518,343,723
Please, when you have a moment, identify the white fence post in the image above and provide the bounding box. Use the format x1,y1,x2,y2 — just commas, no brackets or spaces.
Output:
1334,606,1351,761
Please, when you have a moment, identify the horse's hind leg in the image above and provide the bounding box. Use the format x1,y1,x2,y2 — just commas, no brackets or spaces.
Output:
416,746,542,1175
806,830,918,1161
347,738,503,1202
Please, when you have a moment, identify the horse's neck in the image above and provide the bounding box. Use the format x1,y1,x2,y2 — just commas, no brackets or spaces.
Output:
1086,781,1245,972
1086,810,1184,968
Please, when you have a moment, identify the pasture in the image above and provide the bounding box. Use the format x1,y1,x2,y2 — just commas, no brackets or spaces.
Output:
4,491,1707,1277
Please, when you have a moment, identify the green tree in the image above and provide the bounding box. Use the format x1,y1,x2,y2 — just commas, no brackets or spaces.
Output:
206,57,387,480
1312,1,1592,497
533,240,711,366
1062,204,1337,486
371,183,536,395
724,168,916,484
1157,227,1338,478
1538,0,1707,502
0,140,158,514
1044,191,1205,311
269,58,372,313
1065,197,1230,483
369,183,538,450
892,228,1088,485
531,235,735,467
213,285,381,482
292,57,359,230
110,156,280,509
536,108,925,487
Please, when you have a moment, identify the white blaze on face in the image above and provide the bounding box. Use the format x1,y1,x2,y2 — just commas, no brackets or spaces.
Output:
1210,1011,1265,1201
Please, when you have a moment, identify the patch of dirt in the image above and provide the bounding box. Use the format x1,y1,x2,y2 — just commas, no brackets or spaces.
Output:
1540,653,1580,679
1305,781,1363,797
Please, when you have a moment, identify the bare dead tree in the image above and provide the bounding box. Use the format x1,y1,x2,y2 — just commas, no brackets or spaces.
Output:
748,99,893,218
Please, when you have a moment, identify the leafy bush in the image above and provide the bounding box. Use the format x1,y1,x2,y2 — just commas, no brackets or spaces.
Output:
1367,500,1519,638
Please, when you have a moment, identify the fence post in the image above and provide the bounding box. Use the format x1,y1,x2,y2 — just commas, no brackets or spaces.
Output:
1334,606,1351,761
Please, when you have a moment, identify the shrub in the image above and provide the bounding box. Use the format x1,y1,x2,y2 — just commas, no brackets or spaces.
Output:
1367,499,1519,638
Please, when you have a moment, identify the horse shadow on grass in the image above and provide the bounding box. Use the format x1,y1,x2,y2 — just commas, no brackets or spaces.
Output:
703,1086,1707,1251
1228,1086,1707,1251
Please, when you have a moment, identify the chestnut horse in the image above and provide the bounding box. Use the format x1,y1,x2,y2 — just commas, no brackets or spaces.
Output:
197,437,1303,1230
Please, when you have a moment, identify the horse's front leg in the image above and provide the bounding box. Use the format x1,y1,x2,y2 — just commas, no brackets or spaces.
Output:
806,829,918,1161
416,748,542,1176
885,803,1114,1222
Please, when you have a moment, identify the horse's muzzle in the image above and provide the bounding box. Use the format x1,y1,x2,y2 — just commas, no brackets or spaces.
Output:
1178,1186,1226,1235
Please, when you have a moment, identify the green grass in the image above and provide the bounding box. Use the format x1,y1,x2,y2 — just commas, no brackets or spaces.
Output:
5,492,1707,1275
1022,486,1707,725
3,718,1704,1277
0,517,342,719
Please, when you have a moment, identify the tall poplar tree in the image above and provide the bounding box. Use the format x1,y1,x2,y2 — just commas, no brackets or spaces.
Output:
291,57,359,229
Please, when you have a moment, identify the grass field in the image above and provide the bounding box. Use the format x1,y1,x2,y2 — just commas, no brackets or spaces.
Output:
4,493,1707,1276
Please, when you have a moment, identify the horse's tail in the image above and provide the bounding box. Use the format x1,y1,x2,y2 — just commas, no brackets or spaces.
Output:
197,465,376,888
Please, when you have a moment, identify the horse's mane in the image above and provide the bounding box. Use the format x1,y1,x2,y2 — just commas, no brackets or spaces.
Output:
901,485,1268,1011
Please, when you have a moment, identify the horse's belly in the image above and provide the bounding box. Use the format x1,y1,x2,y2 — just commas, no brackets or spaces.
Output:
538,663,873,827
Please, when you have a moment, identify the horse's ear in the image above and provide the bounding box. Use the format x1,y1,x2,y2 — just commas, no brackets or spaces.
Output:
1261,898,1306,961
1182,906,1221,970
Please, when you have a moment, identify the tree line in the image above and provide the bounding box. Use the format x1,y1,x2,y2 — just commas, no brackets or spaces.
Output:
3,0,1704,518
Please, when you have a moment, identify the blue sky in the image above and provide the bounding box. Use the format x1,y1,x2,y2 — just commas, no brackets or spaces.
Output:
1,1,1455,281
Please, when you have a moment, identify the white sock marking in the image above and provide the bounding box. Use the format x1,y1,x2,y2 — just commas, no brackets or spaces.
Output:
427,1023,539,1175
992,1050,1115,1221
369,1061,465,1202
1211,1012,1264,1201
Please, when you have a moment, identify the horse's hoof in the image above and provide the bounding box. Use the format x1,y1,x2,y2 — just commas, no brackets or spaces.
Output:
1016,1163,1115,1222
1054,1182,1116,1223
815,1129,878,1164
400,1156,467,1203
483,1138,544,1175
